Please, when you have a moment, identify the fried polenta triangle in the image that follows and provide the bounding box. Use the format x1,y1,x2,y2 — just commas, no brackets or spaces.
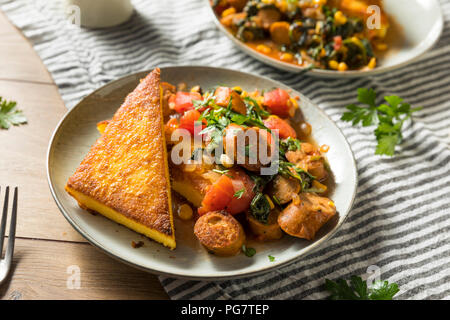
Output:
65,68,175,249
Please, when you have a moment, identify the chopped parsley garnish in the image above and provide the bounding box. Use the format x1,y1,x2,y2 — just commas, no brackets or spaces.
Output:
278,160,315,190
0,97,27,129
280,137,302,156
341,88,422,156
325,276,399,300
250,193,271,224
212,168,229,175
268,255,275,262
198,92,271,155
190,148,203,161
234,188,246,199
272,195,282,207
248,172,275,193
193,91,215,110
242,244,256,257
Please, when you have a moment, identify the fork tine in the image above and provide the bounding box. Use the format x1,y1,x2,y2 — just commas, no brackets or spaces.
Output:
0,186,9,257
4,187,17,267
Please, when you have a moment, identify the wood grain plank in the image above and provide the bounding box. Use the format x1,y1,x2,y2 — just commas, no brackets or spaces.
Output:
0,79,86,242
0,11,53,84
0,238,168,299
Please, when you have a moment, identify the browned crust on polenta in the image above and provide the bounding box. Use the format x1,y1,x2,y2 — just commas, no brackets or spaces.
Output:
66,68,173,237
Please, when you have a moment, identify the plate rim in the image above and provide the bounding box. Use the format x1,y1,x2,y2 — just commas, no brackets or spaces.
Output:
205,0,444,78
46,65,359,280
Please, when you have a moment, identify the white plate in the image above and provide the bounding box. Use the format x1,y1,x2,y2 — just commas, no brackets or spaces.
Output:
47,66,358,280
207,0,444,78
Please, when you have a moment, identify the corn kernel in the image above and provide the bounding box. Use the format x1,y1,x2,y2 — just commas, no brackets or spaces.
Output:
312,180,328,193
232,86,242,93
182,160,197,172
278,1,288,12
255,96,264,107
319,48,326,57
240,90,248,98
178,204,193,220
315,21,322,34
265,195,275,210
328,60,339,70
375,42,388,51
334,11,347,25
221,7,236,18
256,44,272,54
313,0,327,5
289,97,299,109
320,144,330,153
368,57,377,69
328,201,335,208
338,62,348,72
220,154,234,168
190,85,201,93
351,36,362,47
280,52,294,62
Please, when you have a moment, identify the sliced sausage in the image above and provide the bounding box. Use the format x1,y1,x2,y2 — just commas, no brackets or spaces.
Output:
269,21,291,45
278,193,336,240
194,210,245,256
220,12,247,28
246,209,283,241
223,124,274,172
227,0,248,11
270,174,300,204
256,8,281,29
285,142,328,181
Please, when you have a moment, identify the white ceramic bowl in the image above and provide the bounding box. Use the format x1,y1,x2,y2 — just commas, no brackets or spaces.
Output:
47,66,358,280
207,0,444,78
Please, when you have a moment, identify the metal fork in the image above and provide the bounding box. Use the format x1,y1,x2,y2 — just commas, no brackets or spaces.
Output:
0,187,17,285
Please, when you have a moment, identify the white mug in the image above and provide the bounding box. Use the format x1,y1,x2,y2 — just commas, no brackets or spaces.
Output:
65,0,134,28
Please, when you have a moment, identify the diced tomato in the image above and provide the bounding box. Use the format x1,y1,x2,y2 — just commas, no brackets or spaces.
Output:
198,174,235,215
225,168,256,215
169,91,203,114
178,109,205,135
263,115,297,139
333,35,342,51
263,88,292,118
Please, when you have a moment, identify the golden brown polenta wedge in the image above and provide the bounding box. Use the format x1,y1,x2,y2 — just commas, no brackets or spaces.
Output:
65,68,176,249
96,121,211,209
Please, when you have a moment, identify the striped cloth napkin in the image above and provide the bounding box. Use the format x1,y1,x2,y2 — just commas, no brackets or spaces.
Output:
2,0,448,299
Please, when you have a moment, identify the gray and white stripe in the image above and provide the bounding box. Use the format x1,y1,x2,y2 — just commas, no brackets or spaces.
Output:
2,0,448,299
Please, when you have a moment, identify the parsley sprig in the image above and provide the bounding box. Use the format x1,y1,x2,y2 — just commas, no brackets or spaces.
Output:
341,88,422,156
325,276,399,300
279,137,302,156
278,160,315,190
242,244,256,257
0,97,27,129
233,188,246,199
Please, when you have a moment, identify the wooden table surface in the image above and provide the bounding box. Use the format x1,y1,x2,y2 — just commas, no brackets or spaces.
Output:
0,11,168,300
